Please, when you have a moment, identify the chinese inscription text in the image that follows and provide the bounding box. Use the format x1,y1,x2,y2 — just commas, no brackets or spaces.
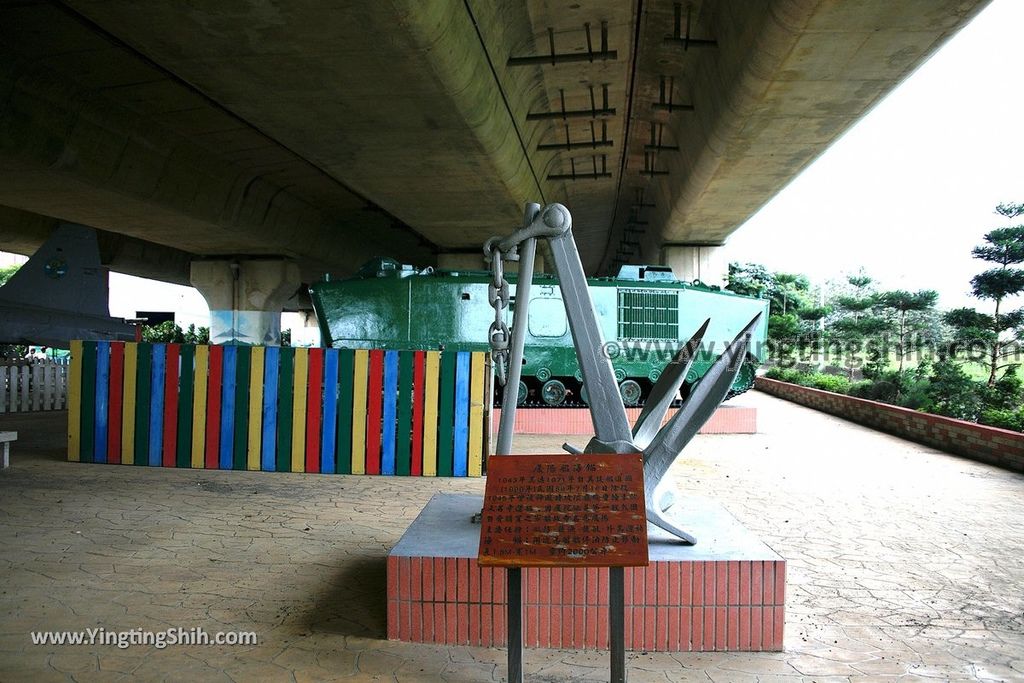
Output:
478,453,649,568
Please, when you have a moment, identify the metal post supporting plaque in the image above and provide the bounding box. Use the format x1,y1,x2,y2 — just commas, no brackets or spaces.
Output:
610,567,625,682
479,453,648,682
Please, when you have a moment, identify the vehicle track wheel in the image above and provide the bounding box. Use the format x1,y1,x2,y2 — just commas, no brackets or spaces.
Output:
517,380,528,406
541,379,567,406
619,379,642,406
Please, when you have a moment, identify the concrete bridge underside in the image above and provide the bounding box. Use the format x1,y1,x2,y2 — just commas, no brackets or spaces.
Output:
0,0,990,286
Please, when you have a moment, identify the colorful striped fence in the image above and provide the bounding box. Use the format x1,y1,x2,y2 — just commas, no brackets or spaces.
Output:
66,341,489,476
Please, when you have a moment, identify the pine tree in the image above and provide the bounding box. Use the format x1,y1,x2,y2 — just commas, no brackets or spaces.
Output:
828,274,891,378
876,289,939,372
947,203,1024,386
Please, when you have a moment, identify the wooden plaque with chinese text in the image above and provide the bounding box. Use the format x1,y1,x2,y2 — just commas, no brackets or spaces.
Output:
477,453,649,567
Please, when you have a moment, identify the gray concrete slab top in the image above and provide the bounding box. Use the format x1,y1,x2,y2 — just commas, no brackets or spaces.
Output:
392,492,782,563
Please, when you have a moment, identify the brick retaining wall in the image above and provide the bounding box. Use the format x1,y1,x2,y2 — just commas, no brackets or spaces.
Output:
755,377,1024,473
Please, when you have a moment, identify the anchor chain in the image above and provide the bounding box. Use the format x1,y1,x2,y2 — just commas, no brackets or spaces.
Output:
484,238,512,386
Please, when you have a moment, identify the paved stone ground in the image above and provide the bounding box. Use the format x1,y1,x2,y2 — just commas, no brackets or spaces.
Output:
1,392,1022,682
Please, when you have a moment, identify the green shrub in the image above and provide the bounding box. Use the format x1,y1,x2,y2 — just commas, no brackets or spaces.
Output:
979,366,1024,411
896,378,934,411
764,367,804,383
798,372,851,394
848,377,900,403
925,360,983,421
979,408,1024,432
848,380,873,397
0,344,28,360
766,353,1023,430
141,321,210,344
764,367,850,393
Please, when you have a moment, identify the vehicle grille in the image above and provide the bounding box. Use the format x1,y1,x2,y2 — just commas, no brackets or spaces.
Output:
617,289,678,340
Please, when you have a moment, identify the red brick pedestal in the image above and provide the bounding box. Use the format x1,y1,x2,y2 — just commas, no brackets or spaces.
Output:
387,493,785,651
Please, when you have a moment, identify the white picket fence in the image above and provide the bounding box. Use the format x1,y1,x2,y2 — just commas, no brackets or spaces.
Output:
0,359,69,413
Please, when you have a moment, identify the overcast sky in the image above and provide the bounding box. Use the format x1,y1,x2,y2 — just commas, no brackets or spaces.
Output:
725,0,1024,310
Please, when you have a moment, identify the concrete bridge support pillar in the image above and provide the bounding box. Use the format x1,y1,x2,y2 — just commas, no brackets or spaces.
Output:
661,245,728,287
190,259,301,345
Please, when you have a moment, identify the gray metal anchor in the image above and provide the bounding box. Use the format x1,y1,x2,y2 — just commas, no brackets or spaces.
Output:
486,202,761,545
485,203,760,683
637,315,761,543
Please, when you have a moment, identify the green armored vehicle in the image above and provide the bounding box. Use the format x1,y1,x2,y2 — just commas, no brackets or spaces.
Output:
310,259,769,406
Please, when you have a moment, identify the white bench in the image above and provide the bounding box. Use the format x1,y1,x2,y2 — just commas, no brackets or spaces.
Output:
0,431,16,469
